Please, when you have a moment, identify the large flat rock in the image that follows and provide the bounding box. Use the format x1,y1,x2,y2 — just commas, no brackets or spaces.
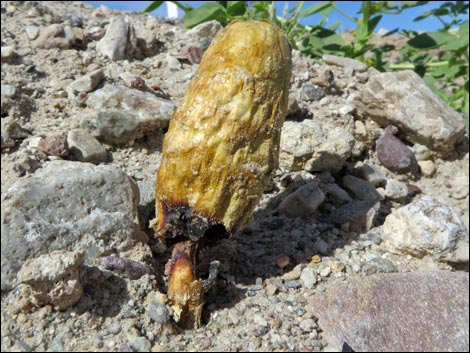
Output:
310,272,469,352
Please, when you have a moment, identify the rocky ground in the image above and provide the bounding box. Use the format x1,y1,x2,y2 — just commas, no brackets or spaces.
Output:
1,1,469,352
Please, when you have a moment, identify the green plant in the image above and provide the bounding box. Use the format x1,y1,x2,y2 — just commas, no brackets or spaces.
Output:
391,2,469,125
143,1,469,124
143,1,331,45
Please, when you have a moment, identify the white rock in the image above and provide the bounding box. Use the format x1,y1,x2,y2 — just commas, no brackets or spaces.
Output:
96,17,137,61
418,160,436,177
382,196,469,262
253,314,268,327
384,179,408,201
280,120,355,172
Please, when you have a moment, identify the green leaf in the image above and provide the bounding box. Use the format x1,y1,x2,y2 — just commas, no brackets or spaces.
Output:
143,1,165,13
459,20,469,39
182,3,227,28
399,0,429,7
328,21,342,31
444,36,466,51
226,1,247,16
299,2,333,18
407,31,456,49
368,15,382,33
172,1,193,12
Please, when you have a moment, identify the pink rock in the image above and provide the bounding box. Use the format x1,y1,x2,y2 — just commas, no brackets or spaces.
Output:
376,126,418,173
38,133,69,157
176,45,204,64
310,272,469,352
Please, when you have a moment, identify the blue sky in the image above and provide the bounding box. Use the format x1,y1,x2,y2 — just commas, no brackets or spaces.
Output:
83,1,467,32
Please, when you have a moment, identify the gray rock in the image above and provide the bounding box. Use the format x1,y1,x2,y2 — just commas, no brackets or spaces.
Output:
96,17,137,61
341,175,379,202
188,20,223,39
382,196,469,262
313,238,329,254
126,323,152,352
322,54,368,72
67,128,107,164
1,117,29,149
353,163,385,186
361,70,465,155
302,82,324,101
147,301,171,324
305,127,355,172
323,183,353,206
137,179,156,230
280,120,355,172
310,272,469,352
1,160,145,290
17,250,84,310
286,280,302,289
32,24,80,49
300,267,316,289
279,180,325,217
69,69,104,93
362,257,397,275
326,200,380,233
82,84,176,144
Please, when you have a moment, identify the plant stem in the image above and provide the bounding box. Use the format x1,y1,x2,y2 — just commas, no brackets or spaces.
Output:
389,61,450,70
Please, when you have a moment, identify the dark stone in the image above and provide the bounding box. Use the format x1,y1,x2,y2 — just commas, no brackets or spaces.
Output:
376,126,418,173
302,82,325,101
99,256,150,279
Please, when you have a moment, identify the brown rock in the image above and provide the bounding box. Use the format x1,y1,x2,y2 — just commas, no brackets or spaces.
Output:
310,272,469,352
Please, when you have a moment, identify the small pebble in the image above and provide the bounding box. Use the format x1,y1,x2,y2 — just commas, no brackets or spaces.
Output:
300,267,317,289
299,318,317,332
253,314,268,327
376,126,418,174
276,256,290,269
319,267,331,277
418,160,436,176
147,301,170,324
